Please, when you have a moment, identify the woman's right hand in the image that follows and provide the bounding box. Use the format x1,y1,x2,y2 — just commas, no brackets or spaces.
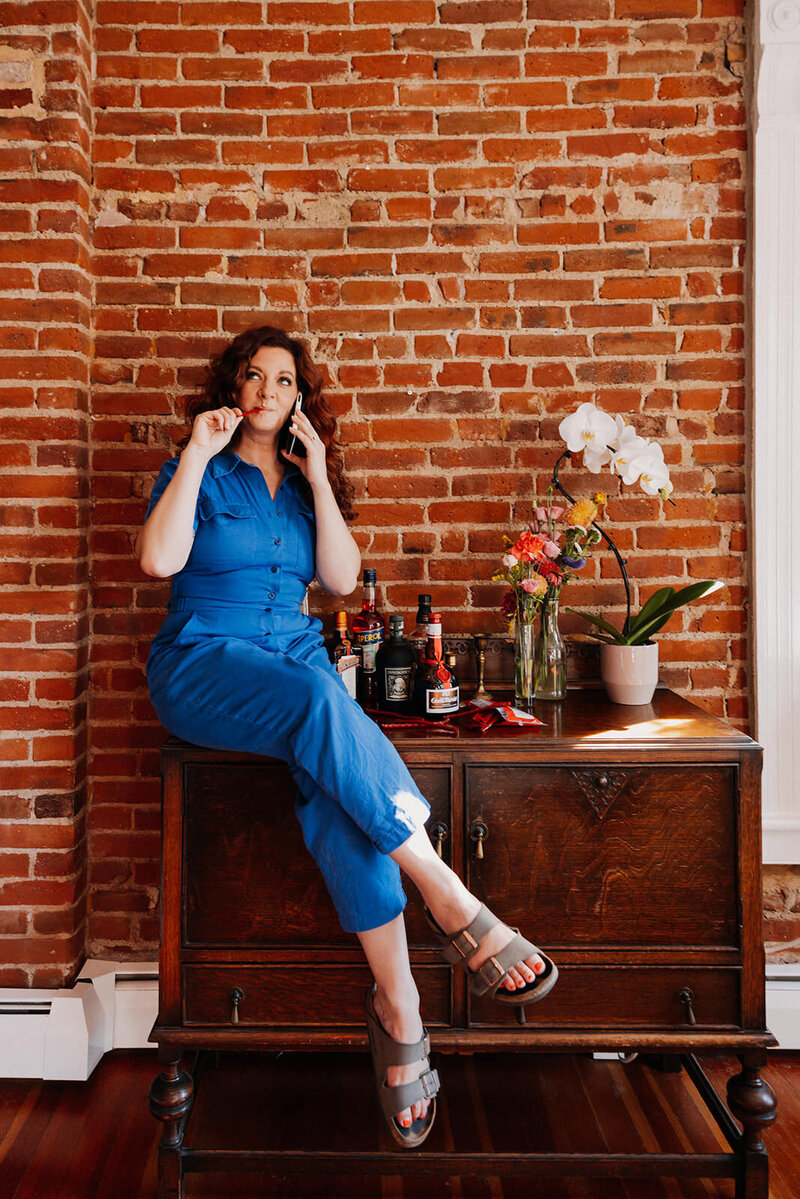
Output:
188,406,244,457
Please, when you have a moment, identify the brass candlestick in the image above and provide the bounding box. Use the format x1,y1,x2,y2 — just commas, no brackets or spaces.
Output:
472,633,492,700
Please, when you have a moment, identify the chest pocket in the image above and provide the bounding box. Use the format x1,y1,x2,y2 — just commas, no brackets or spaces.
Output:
192,498,261,569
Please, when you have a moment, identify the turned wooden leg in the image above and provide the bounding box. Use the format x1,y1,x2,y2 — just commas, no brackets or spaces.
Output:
726,1049,777,1199
149,1045,194,1199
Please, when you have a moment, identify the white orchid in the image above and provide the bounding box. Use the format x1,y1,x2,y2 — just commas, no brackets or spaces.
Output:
558,402,617,458
609,424,650,486
558,401,672,499
628,441,671,497
583,444,613,473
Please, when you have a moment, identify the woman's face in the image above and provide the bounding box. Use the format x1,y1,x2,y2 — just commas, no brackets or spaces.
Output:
235,345,299,435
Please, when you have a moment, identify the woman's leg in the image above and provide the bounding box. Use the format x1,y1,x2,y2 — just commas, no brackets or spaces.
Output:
388,826,547,991
356,913,432,1129
353,829,549,1133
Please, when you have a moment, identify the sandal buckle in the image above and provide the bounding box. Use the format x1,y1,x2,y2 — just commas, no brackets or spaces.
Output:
451,929,479,960
420,1068,439,1099
482,955,506,986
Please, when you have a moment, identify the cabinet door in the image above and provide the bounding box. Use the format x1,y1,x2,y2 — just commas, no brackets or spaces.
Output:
465,765,739,949
182,761,450,948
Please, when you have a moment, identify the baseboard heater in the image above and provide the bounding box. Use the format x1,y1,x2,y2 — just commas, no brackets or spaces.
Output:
0,959,158,1080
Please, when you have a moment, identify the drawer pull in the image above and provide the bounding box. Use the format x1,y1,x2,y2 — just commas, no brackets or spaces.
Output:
471,821,488,860
678,986,697,1025
429,822,448,858
229,987,244,1024
596,774,609,789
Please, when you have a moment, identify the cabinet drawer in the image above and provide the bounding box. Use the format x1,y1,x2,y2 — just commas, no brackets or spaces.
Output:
466,765,739,949
469,966,741,1030
182,963,452,1027
181,762,451,949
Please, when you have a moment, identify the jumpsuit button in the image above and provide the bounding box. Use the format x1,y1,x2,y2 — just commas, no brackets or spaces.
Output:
264,607,272,613
268,592,276,600
274,538,281,545
271,566,278,573
276,509,281,516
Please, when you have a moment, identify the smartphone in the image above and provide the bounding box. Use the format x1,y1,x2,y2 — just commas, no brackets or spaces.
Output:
279,392,306,459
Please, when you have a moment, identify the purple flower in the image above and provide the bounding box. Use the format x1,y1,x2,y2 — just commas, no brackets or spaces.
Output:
560,554,586,569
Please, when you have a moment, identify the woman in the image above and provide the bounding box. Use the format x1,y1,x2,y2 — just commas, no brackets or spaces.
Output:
136,325,557,1148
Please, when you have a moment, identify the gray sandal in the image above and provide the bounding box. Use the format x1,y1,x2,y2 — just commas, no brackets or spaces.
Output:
424,901,559,1006
364,984,440,1148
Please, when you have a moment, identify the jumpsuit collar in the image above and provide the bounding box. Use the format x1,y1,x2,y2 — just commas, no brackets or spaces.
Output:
209,449,303,489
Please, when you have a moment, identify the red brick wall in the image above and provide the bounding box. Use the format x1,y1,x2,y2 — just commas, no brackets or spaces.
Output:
3,1,756,981
0,0,93,984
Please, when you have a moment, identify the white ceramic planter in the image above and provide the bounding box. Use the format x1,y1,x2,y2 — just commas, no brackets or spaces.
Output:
600,642,659,705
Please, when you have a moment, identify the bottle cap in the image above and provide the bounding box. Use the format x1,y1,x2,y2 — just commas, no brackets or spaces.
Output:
429,611,442,622
418,593,432,605
335,610,347,627
363,568,376,584
389,614,403,631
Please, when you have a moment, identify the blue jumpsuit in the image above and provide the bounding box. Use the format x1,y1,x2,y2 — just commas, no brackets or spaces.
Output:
144,448,431,933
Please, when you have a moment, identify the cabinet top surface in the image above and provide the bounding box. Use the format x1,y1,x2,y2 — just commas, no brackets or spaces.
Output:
163,688,758,758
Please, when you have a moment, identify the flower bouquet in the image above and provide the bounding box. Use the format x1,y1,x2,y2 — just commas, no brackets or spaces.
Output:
494,490,607,705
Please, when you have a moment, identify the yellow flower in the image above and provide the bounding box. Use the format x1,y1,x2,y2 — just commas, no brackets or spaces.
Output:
593,492,607,506
566,498,598,528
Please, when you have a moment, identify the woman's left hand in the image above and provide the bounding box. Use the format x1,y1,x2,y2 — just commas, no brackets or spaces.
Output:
281,407,329,491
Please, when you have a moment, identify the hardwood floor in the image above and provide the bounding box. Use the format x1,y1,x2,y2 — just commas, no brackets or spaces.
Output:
0,1050,796,1198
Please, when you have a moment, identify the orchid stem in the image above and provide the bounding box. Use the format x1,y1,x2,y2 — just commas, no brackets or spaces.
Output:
551,450,632,639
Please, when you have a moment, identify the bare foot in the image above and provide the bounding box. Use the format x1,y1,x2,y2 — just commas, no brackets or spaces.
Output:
371,987,432,1128
431,895,546,991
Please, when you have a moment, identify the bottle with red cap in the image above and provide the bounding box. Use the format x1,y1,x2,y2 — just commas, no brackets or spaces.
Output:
414,611,460,721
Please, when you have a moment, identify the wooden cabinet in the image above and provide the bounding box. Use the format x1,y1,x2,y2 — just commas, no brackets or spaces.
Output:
149,688,778,1197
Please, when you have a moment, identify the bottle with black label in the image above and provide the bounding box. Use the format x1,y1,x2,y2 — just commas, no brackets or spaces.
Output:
352,568,384,708
376,614,416,713
414,612,460,721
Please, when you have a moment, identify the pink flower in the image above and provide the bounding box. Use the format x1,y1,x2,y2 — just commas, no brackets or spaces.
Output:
550,505,565,520
543,539,561,558
534,506,548,521
521,576,547,596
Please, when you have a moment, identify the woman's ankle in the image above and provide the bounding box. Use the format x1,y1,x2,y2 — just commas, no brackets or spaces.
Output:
424,886,481,934
374,982,421,1028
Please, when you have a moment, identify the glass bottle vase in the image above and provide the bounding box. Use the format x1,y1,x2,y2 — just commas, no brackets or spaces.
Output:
514,618,536,710
534,591,567,701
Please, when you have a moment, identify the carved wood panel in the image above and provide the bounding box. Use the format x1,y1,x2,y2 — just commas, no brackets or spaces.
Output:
465,765,739,949
182,762,450,948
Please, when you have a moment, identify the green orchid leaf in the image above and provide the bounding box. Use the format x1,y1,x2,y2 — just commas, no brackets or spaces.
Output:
666,579,723,607
565,607,625,642
627,580,721,641
628,586,675,635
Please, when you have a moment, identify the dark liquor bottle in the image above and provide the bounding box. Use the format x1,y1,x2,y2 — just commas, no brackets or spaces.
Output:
352,568,384,708
376,614,416,713
414,612,460,721
411,593,432,668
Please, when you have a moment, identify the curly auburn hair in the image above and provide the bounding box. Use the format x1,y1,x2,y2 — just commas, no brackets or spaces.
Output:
175,325,356,522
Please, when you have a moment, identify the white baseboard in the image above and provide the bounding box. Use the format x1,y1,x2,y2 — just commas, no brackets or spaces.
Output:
765,966,800,1049
1,960,797,1079
0,959,158,1080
